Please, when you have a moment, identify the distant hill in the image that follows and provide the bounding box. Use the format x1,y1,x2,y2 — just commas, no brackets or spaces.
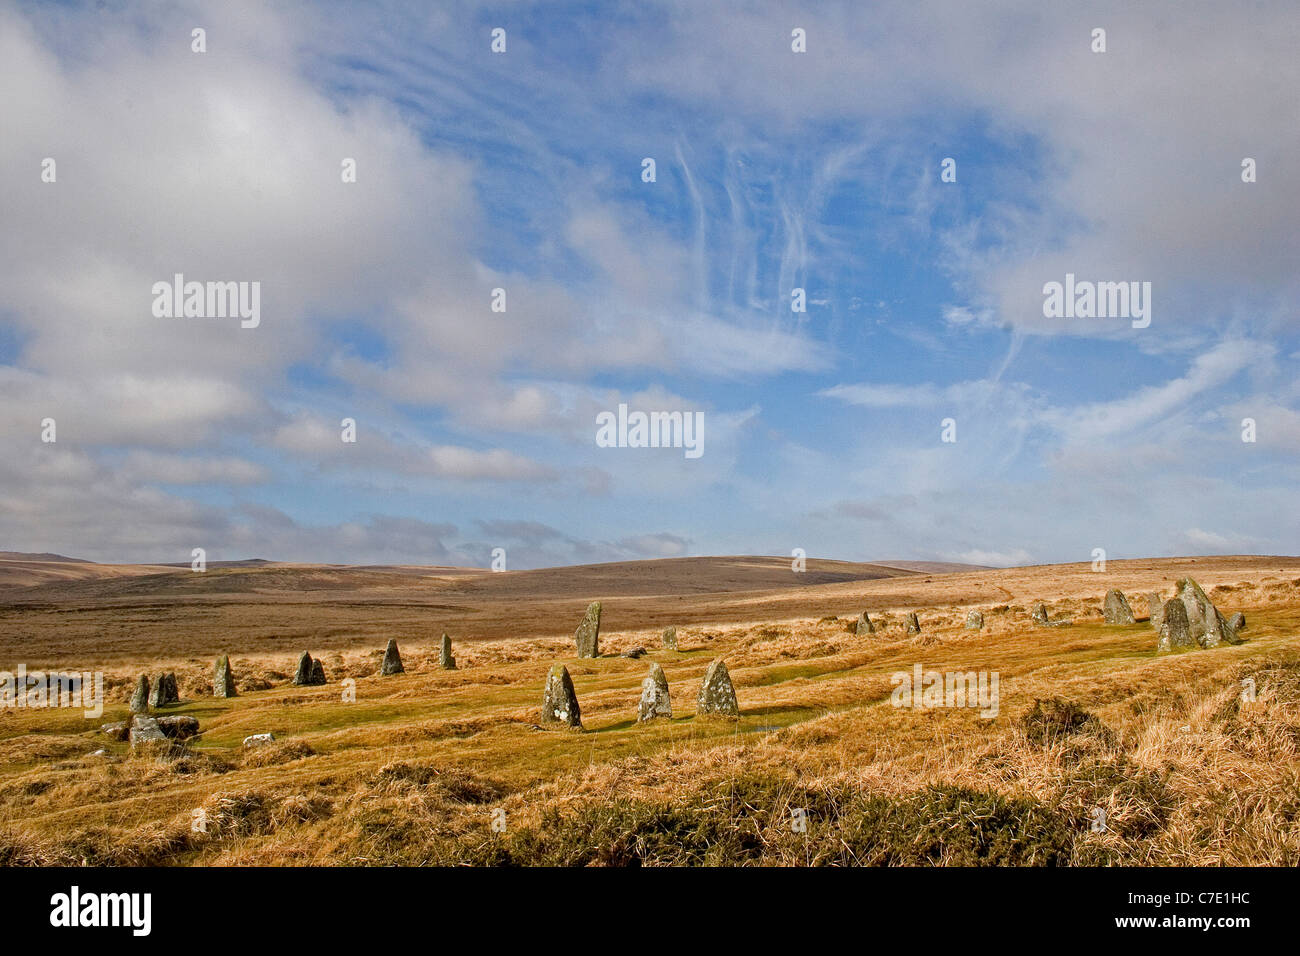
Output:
0,551,94,563
0,553,980,597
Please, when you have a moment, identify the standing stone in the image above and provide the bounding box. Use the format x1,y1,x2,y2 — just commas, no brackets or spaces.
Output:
129,675,150,714
661,626,677,650
129,715,167,747
575,602,602,658
148,673,177,708
293,651,315,686
1176,578,1240,648
637,663,672,722
1148,592,1165,628
1228,612,1246,631
1031,603,1050,625
855,612,875,636
965,610,984,630
294,652,326,686
1103,589,1136,625
214,655,237,698
905,612,922,635
439,633,456,670
1157,598,1194,653
540,663,581,728
380,639,405,675
696,659,739,717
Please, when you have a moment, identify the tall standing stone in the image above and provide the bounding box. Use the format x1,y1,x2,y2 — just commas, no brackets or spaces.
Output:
1157,598,1194,653
575,601,601,658
855,612,875,636
214,655,237,698
148,672,178,708
540,663,581,728
1148,592,1165,628
380,639,405,675
1031,603,1050,625
439,633,456,670
637,663,672,722
696,659,739,717
905,612,922,635
1176,578,1240,648
129,675,150,713
293,651,315,686
1103,589,1136,625
661,626,677,650
965,610,984,630
309,658,326,685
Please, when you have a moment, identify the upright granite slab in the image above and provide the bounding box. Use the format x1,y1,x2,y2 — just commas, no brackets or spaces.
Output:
696,659,739,717
380,639,405,675
575,602,602,658
541,663,582,728
214,655,237,698
128,675,150,714
1103,589,1136,625
637,663,672,722
1157,598,1195,653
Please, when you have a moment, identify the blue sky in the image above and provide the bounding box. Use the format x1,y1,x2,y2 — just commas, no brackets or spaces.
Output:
1,0,1297,568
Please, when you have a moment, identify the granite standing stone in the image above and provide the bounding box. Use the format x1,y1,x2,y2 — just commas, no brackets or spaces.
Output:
294,652,326,686
965,610,984,630
575,602,602,658
1148,592,1165,628
905,612,922,635
855,612,875,636
1176,578,1240,648
541,663,582,728
1228,612,1246,631
439,633,456,670
380,639,405,675
1031,603,1050,626
147,675,163,708
661,626,678,650
214,655,237,698
293,651,315,686
1157,598,1194,653
637,663,672,722
696,659,739,717
129,675,150,713
1103,589,1136,625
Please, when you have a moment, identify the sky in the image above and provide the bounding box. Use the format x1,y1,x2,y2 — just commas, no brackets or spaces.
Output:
0,0,1297,569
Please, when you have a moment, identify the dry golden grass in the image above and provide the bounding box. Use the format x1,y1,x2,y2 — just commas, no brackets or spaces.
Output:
1,554,1298,865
